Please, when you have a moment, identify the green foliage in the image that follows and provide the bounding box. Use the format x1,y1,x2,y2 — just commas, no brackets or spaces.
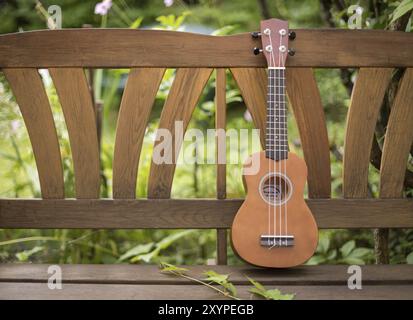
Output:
307,235,373,265
248,277,295,300
391,0,413,23
203,270,237,297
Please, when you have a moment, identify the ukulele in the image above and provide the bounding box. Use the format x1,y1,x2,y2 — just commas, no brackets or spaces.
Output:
231,18,318,268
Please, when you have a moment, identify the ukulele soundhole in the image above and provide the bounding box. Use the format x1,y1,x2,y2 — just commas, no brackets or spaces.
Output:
259,173,292,205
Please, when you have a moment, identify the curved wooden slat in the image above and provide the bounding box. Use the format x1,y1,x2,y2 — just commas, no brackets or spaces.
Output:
113,68,165,199
49,68,100,199
343,68,393,198
230,68,266,148
286,68,331,198
148,68,213,199
3,68,64,199
1,29,413,68
380,68,413,198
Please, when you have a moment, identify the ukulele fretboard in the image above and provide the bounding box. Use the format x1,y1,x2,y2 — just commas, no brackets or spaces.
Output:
265,68,289,161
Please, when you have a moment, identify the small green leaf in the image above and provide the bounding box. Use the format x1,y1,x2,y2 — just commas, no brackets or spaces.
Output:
203,270,229,284
318,236,330,254
340,240,356,258
129,17,143,29
347,248,372,259
248,277,295,300
117,242,154,262
391,0,413,23
159,262,188,274
406,252,413,264
15,246,44,262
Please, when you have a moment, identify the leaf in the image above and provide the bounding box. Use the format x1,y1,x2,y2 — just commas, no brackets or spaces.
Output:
129,16,143,29
203,270,237,297
407,252,413,264
117,242,154,262
341,257,365,265
15,246,44,262
159,262,188,274
391,0,413,23
203,270,229,284
305,255,326,265
211,25,237,36
318,236,330,254
248,277,295,300
340,240,356,258
347,248,372,259
131,230,194,263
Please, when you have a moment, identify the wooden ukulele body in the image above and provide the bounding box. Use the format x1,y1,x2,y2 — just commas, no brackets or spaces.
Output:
231,151,318,268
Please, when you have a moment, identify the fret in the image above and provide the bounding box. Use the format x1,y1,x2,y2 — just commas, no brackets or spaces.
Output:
266,66,288,161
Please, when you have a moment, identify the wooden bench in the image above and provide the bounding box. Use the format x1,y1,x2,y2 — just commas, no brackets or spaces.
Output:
0,28,413,300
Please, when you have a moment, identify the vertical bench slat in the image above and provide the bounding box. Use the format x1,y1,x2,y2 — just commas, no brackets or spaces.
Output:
343,68,393,198
215,68,227,265
3,68,64,199
380,68,413,198
148,68,213,199
286,68,331,198
113,68,165,199
49,68,100,199
230,68,267,148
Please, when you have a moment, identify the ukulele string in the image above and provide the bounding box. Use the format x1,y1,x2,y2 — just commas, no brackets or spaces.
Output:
268,30,278,246
278,34,283,246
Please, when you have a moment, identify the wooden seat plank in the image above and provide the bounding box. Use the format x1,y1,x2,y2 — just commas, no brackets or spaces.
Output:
1,282,412,300
148,68,213,199
2,68,64,199
1,264,412,285
113,68,165,199
49,68,100,199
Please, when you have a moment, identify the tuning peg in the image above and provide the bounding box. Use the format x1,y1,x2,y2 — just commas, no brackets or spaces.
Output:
288,31,296,40
253,47,263,55
288,48,296,56
251,31,261,39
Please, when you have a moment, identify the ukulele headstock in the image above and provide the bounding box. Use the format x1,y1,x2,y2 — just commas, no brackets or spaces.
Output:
252,18,295,68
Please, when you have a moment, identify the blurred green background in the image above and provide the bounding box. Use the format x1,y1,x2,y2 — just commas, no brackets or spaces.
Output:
0,0,412,266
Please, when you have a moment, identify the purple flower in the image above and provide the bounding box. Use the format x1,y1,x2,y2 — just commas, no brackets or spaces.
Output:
11,120,20,134
95,0,112,16
164,0,174,7
244,110,252,122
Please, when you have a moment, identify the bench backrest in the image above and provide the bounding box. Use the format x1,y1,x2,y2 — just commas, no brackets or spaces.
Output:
0,29,413,263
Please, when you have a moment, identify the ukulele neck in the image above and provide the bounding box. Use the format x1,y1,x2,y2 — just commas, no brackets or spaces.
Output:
265,67,288,161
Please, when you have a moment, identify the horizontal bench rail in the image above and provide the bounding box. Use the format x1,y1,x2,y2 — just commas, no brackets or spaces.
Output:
1,29,413,68
0,199,412,229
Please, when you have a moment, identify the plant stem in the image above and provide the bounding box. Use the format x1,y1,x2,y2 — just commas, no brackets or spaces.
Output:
165,270,240,300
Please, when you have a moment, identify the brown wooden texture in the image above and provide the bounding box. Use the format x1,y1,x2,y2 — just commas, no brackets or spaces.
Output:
148,68,212,198
113,68,165,199
49,68,100,199
1,199,412,229
1,29,413,68
3,282,413,300
380,68,413,198
343,68,393,198
286,68,331,198
230,68,267,148
215,68,228,265
2,264,412,285
2,69,64,199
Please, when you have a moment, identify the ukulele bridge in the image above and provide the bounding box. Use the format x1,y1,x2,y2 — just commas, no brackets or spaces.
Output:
260,235,294,247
